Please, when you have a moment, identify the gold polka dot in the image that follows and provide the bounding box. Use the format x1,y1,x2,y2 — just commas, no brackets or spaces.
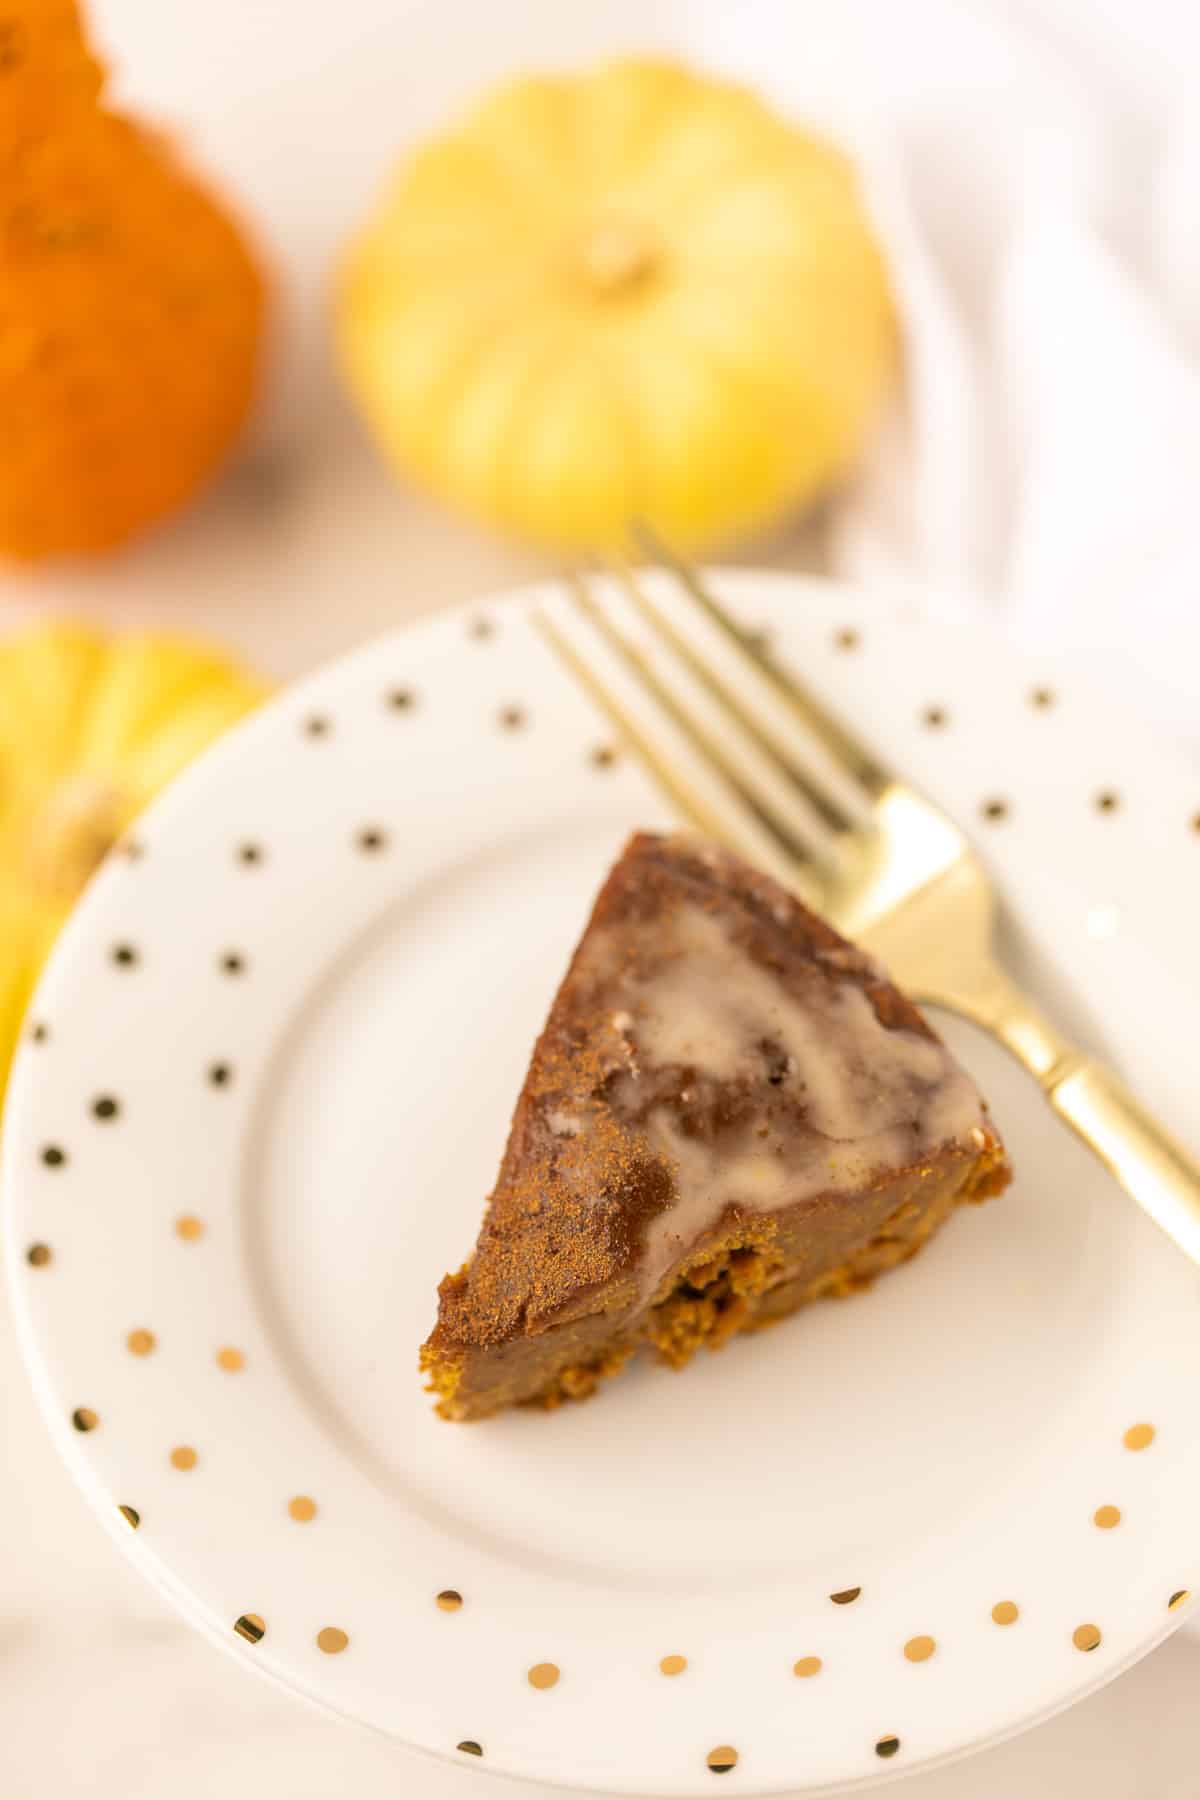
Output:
659,1654,687,1676
386,686,415,711
175,1214,204,1241
922,705,948,728
126,1328,156,1356
234,1613,265,1643
1191,811,1200,835
236,842,264,868
792,1656,822,1678
436,1589,462,1612
1030,686,1056,709
1094,1505,1121,1529
170,1445,197,1471
118,1504,140,1529
457,1740,483,1757
30,1021,49,1044
288,1496,317,1522
1073,1623,1102,1652
317,1627,348,1654
468,617,494,641
1124,1422,1155,1450
829,1587,861,1605
904,1635,936,1663
72,1407,97,1432
499,705,526,731
876,1737,901,1759
981,797,1010,823
528,1663,559,1690
707,1746,738,1774
1095,790,1120,814
1169,1589,1190,1611
991,1601,1019,1626
833,627,860,651
216,1346,244,1372
26,1243,52,1268
590,745,617,769
303,715,331,739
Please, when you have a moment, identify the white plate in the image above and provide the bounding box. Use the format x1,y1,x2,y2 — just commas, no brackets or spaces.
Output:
5,571,1200,1798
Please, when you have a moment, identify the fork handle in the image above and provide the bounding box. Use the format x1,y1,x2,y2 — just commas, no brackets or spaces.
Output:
1044,1057,1200,1265
916,962,1200,1267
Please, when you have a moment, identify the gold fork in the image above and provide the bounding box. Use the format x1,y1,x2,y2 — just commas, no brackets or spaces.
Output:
535,532,1200,1265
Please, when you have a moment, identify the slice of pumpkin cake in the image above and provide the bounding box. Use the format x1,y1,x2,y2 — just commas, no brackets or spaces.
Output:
422,832,1010,1420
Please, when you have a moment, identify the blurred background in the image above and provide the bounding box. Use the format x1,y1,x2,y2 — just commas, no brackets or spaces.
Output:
3,0,1199,1794
6,0,1199,710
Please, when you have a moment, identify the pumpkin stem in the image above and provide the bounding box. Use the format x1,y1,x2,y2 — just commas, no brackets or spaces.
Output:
28,775,124,901
576,219,660,296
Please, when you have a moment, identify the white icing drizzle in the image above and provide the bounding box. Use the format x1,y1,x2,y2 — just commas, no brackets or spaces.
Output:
576,903,990,1298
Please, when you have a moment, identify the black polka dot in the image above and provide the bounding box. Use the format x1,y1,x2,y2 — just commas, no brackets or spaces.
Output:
386,688,415,712
499,705,526,731
29,1022,49,1045
237,843,264,868
208,1062,233,1089
303,715,331,739
356,827,388,854
219,951,246,977
41,1145,67,1169
111,943,139,968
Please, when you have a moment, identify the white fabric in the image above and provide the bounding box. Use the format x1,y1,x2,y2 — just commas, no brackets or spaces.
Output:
4,3,1199,1797
697,0,1200,751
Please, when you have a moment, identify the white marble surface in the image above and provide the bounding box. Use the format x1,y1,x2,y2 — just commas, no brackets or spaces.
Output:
4,1,1199,1794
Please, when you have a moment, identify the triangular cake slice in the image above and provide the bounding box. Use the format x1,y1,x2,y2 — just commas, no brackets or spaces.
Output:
422,832,1010,1420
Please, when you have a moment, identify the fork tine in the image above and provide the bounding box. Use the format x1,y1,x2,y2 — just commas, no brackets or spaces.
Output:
611,554,853,837
533,601,726,844
572,568,845,864
565,573,824,875
540,575,823,891
633,521,890,802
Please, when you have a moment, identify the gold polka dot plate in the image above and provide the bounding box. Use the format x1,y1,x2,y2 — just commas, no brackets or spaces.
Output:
5,574,1200,1796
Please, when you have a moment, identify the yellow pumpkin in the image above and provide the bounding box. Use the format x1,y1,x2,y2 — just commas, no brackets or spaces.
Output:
0,623,268,1095
337,58,895,553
